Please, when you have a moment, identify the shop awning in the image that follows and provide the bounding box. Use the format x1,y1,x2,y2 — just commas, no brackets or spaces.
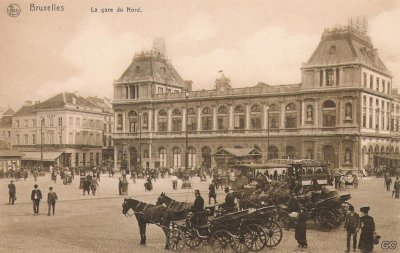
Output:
212,148,262,158
21,152,63,161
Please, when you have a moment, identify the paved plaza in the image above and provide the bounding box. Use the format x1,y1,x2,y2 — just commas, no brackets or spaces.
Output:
0,174,399,253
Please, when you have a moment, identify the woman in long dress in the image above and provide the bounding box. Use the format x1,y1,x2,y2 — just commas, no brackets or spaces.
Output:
358,206,375,253
295,211,308,249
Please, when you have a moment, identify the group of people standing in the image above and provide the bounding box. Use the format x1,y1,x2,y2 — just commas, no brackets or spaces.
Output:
384,172,400,198
8,181,58,216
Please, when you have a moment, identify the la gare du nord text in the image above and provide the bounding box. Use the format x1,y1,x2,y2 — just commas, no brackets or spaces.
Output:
91,6,142,13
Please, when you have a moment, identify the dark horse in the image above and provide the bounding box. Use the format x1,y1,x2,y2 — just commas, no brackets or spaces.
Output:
122,198,173,249
156,192,216,219
156,192,193,221
233,181,290,209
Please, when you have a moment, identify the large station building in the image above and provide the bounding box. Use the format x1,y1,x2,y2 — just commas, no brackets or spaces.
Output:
112,25,400,173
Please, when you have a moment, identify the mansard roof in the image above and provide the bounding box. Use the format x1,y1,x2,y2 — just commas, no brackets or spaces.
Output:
305,26,390,75
3,108,15,116
36,92,97,110
13,105,36,117
116,50,186,87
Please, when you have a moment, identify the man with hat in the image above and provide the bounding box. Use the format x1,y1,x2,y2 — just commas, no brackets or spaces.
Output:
222,186,236,213
191,190,205,227
31,184,42,215
47,187,58,216
8,180,16,205
344,205,360,252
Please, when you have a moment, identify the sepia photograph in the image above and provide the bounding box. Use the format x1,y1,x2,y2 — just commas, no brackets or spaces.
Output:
0,0,399,252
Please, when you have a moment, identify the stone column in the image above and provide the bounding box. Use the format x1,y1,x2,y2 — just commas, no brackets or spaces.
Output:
229,104,234,130
245,104,250,130
333,68,337,86
167,108,172,132
114,144,119,170
154,109,158,132
122,111,126,133
262,104,268,130
149,142,152,169
148,109,153,132
339,67,344,86
315,101,319,127
338,141,343,169
300,101,304,126
197,107,202,131
281,103,285,128
212,106,217,131
182,107,187,132
323,69,326,86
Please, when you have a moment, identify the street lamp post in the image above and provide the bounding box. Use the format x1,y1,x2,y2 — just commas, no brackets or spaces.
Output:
266,106,270,161
40,117,44,169
185,92,189,171
139,112,142,170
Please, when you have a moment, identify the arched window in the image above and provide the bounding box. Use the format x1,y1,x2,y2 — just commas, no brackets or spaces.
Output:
285,103,297,128
172,109,182,132
188,147,196,168
142,112,148,130
187,108,197,131
202,107,212,130
234,105,245,129
322,100,336,127
159,147,167,167
158,110,168,132
217,106,228,130
128,110,138,132
268,104,279,129
173,147,182,167
268,146,279,159
251,105,261,129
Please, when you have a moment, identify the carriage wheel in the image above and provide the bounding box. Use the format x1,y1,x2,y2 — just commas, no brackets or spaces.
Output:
231,228,253,253
185,230,202,249
247,224,267,252
168,228,186,252
264,221,283,247
317,210,336,232
210,230,235,253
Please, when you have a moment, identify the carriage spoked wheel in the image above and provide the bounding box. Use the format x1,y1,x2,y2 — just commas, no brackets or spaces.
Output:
168,228,186,252
264,221,283,247
316,210,336,232
210,230,235,253
184,229,202,249
231,228,253,253
247,224,267,251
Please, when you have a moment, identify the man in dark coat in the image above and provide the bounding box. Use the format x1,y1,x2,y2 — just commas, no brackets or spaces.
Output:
31,184,42,215
47,187,58,216
344,205,360,252
82,177,90,195
222,187,236,213
191,190,205,226
394,177,400,199
295,211,307,249
208,180,217,204
358,206,375,253
8,180,16,205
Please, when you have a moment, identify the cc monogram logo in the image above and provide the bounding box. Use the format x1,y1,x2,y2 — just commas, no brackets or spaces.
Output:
381,241,397,250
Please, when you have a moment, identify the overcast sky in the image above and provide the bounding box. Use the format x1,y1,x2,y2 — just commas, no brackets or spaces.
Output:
1,0,399,111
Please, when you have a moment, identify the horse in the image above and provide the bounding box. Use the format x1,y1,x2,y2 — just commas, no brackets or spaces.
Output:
156,192,216,219
122,198,173,249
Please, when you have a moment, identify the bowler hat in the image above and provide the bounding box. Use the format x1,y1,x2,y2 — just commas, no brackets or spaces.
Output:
34,184,38,188
224,186,230,191
49,187,53,190
360,206,370,213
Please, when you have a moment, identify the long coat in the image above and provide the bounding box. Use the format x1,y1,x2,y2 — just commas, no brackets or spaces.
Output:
358,215,375,252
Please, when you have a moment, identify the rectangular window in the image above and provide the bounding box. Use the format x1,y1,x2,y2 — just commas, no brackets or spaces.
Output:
158,87,163,94
16,134,19,144
363,72,367,87
319,70,323,86
363,96,366,106
370,75,373,89
69,117,73,127
58,117,62,127
376,77,379,91
129,85,135,99
82,153,86,165
362,114,366,127
69,132,73,143
75,153,79,166
326,69,334,86
166,88,171,93
32,119,36,127
24,134,28,144
125,86,129,99
76,118,80,127
382,80,386,93
369,98,373,108
369,113,373,128
16,120,19,128
117,114,123,131
32,134,36,145
49,117,54,127
187,117,197,131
